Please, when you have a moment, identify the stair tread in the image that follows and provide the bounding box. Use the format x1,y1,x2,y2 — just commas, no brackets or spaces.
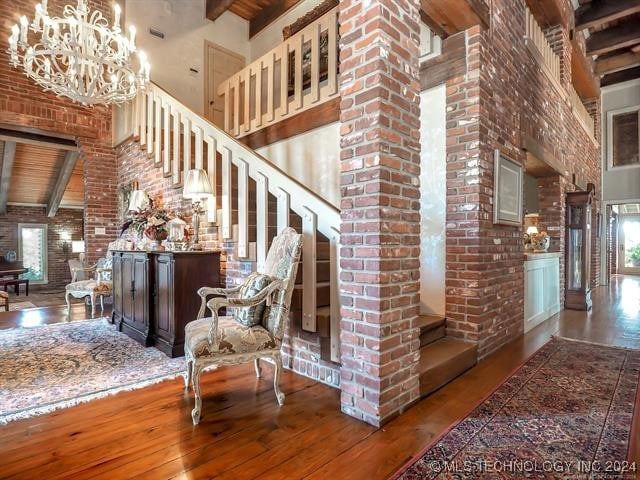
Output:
416,314,446,331
418,337,477,373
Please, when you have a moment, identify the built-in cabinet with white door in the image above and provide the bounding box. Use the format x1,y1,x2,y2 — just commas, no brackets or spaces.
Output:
524,252,561,332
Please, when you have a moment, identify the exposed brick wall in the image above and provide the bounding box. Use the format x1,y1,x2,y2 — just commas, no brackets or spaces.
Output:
0,205,83,290
444,0,601,358
0,0,117,264
338,0,422,426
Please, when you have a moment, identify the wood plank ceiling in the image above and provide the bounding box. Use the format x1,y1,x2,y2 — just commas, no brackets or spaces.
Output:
575,0,640,87
0,140,83,212
206,0,303,37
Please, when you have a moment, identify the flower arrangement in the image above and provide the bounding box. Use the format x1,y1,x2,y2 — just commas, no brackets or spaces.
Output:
121,204,171,242
530,231,550,252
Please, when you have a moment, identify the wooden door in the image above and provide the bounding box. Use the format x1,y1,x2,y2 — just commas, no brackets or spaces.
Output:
154,254,174,343
204,42,245,127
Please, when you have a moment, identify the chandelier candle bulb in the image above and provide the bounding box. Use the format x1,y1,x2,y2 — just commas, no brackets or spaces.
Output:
33,4,43,30
128,25,136,49
114,4,121,31
19,16,28,43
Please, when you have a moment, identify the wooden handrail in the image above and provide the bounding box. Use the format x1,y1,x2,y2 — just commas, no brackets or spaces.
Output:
120,80,342,361
216,6,339,139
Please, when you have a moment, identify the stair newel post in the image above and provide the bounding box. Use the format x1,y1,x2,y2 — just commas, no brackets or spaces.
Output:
140,91,147,147
329,226,341,362
302,207,317,332
182,117,191,182
171,107,181,186
162,101,170,175
146,91,153,155
237,158,249,259
221,147,232,240
256,172,269,272
154,94,162,166
205,135,217,224
276,188,290,234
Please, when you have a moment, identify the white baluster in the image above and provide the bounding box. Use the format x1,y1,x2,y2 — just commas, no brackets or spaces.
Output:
140,90,147,147
163,102,170,175
328,11,338,96
279,44,289,118
237,158,248,259
302,207,317,332
221,147,232,240
194,125,203,169
154,95,161,166
256,173,268,271
294,34,303,110
172,108,181,186
146,91,153,155
206,135,217,223
255,60,263,129
277,188,290,234
182,117,191,182
310,22,319,104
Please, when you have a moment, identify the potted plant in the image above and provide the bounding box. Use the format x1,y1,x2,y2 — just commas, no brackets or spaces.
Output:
629,245,640,267
122,204,171,250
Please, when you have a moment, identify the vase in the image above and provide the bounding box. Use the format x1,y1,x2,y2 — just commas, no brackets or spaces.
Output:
532,236,550,253
147,239,163,251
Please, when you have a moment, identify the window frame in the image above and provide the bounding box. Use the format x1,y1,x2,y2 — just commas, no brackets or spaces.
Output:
607,104,640,171
17,223,49,285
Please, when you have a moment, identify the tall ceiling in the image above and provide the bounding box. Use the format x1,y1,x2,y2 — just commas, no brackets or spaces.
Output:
575,0,640,87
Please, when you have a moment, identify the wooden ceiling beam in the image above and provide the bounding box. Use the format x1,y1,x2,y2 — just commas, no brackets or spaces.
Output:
420,0,489,37
600,65,640,86
206,0,237,22
47,151,79,218
596,51,640,75
575,0,640,31
0,141,16,215
0,129,77,151
250,0,303,38
586,20,640,56
571,38,600,98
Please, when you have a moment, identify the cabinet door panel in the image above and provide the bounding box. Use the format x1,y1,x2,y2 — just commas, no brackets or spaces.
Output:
122,255,134,322
155,255,174,341
132,255,149,333
112,254,123,317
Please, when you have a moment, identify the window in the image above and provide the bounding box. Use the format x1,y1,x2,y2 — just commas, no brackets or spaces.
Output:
608,106,640,169
18,224,48,284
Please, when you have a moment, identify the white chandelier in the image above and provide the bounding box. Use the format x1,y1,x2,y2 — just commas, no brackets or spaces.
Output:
7,0,150,106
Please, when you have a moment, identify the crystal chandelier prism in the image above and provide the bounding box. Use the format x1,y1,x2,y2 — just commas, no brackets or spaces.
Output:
7,0,150,106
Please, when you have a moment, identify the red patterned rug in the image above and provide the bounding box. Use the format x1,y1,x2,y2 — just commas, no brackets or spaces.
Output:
393,338,640,479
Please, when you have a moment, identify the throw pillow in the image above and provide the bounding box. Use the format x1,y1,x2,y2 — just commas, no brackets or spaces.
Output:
234,272,274,327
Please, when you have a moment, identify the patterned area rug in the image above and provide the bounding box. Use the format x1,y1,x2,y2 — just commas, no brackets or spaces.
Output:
393,338,640,479
0,319,185,424
8,301,37,311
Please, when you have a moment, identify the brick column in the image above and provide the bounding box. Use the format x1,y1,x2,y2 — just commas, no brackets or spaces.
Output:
338,0,422,426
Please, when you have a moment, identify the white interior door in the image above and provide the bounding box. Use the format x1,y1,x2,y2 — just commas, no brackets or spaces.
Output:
204,42,245,128
618,215,640,275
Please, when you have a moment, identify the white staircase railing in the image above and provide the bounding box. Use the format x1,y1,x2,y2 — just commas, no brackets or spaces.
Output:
524,7,561,85
216,6,339,139
122,82,342,361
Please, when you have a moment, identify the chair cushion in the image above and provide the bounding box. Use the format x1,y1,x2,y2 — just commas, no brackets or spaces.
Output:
185,317,280,358
234,272,273,327
66,280,112,294
0,291,7,304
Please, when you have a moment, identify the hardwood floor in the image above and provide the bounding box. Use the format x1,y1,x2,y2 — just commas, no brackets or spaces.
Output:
0,275,638,479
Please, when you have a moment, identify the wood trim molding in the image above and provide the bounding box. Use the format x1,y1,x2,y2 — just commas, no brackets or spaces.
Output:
0,141,16,215
240,97,339,150
205,0,236,22
47,150,80,217
0,128,78,151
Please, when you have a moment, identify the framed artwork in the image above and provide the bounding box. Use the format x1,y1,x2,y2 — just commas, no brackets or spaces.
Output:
493,150,523,226
117,181,136,224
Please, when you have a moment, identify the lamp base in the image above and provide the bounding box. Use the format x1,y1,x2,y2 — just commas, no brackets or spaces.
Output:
190,242,203,251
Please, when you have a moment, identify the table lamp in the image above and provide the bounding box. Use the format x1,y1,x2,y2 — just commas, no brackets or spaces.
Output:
72,240,85,262
128,190,149,212
183,169,213,251
526,226,539,235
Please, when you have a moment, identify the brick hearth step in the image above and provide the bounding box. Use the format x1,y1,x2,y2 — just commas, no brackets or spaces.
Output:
416,314,446,347
418,338,478,397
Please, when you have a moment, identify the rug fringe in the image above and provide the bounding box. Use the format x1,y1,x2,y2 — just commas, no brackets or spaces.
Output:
0,371,184,425
552,335,640,351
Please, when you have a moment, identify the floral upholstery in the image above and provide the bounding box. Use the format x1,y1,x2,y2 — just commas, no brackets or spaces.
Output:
0,291,8,309
186,317,279,358
66,279,112,294
234,273,274,327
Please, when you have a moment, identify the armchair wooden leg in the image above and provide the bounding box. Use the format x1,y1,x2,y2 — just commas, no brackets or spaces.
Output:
273,354,285,406
100,295,105,313
90,293,96,318
254,359,262,378
65,290,71,314
185,358,193,390
191,365,203,425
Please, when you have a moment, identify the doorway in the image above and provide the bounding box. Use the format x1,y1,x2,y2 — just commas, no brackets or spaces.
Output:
204,41,245,128
618,214,640,275
18,223,48,284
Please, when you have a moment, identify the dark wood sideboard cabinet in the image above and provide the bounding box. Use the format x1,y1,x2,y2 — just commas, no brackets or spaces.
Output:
111,250,221,357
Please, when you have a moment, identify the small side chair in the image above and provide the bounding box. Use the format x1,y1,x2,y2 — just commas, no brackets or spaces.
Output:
65,256,113,317
184,227,303,425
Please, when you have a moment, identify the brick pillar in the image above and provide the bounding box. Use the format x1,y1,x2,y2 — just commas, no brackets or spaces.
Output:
81,138,119,263
544,25,572,87
338,0,422,426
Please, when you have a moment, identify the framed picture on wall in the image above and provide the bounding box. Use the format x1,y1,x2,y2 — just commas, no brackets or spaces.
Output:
493,150,523,226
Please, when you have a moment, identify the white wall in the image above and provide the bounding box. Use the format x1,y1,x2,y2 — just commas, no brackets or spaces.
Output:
601,79,640,203
125,0,250,116
256,123,340,207
249,0,326,61
419,85,447,316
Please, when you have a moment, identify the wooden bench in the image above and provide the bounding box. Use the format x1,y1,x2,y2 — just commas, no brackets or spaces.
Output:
0,278,29,296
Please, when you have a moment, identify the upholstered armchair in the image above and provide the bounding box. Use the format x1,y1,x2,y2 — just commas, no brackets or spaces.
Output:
65,256,113,317
184,227,303,425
